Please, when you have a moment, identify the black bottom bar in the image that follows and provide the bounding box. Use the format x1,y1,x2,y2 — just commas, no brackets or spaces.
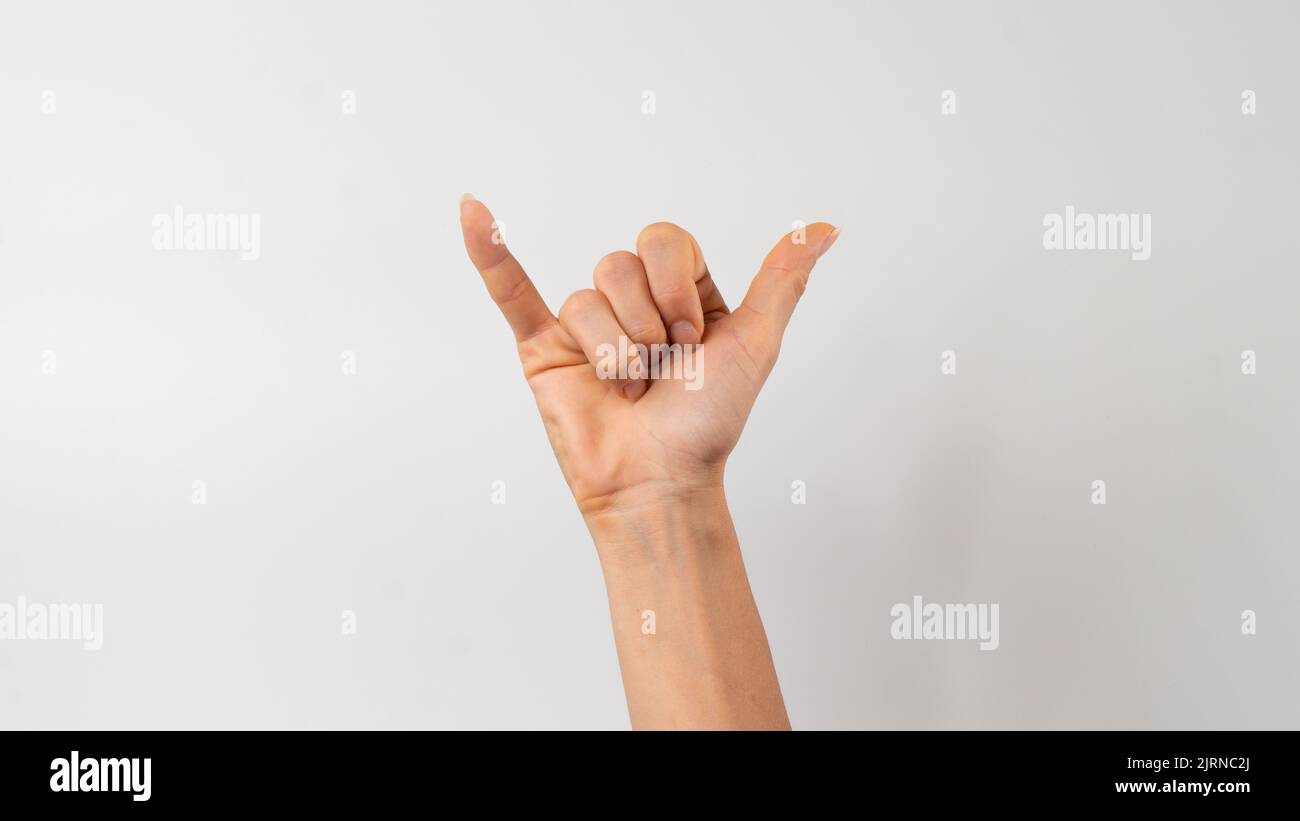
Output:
3,730,1286,809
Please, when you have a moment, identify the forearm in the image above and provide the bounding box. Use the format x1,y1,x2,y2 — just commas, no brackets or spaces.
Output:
584,487,790,730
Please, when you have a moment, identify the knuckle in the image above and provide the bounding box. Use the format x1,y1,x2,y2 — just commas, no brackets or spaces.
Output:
724,316,777,381
766,263,809,301
593,251,641,287
651,279,691,301
624,319,668,346
637,221,687,252
492,271,533,307
559,288,603,321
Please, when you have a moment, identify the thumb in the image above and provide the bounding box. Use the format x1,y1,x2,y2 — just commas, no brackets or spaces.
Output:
735,221,840,355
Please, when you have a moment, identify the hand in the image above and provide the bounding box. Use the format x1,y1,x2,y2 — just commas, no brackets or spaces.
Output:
459,196,840,519
459,196,838,728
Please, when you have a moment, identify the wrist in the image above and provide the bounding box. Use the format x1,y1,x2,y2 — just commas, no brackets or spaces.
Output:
580,479,733,569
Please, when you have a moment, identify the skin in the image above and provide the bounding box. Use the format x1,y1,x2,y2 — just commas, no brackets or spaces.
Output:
460,196,839,729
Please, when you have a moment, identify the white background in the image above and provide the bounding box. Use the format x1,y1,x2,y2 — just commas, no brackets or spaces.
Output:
1,0,1297,728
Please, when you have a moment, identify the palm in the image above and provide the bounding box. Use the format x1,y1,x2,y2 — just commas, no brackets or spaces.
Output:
521,315,760,509
460,198,838,513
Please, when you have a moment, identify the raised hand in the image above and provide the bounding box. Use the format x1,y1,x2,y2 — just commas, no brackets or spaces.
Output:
459,196,838,729
459,195,839,518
